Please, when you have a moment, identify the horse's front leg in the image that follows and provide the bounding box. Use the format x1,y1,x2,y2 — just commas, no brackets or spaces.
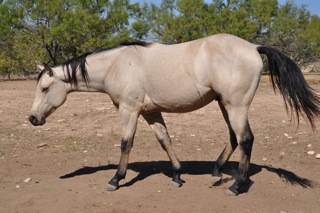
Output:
107,106,139,191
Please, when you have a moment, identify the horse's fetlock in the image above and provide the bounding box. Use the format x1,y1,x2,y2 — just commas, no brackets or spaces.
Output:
107,180,120,191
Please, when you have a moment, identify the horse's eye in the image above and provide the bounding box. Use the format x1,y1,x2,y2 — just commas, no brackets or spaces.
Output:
42,87,49,93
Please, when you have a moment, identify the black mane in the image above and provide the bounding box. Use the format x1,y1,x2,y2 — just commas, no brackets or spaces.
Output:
38,41,150,87
62,41,150,87
61,52,91,87
37,69,47,83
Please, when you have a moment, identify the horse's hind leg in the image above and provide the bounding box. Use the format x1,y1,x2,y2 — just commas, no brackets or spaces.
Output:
107,107,139,191
216,104,254,196
143,112,183,187
212,101,238,185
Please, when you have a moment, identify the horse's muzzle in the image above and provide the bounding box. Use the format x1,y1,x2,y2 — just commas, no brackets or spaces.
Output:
28,115,46,126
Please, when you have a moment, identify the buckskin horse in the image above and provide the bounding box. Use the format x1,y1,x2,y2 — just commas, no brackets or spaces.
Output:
29,34,320,195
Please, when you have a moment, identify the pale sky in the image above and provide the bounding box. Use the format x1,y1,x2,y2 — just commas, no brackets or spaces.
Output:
131,0,320,16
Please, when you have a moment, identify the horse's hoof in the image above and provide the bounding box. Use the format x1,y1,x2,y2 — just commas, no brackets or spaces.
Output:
170,180,183,187
107,183,119,191
225,189,239,196
212,176,222,186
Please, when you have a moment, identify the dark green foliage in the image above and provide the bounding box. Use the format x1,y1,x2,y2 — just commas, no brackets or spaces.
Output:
0,0,319,77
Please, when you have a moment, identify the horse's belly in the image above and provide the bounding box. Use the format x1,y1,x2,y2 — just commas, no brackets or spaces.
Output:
142,86,217,113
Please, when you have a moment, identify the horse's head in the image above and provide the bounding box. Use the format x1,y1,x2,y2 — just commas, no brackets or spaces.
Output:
29,64,68,126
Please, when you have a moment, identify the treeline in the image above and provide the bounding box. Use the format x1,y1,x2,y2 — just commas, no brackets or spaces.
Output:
1,0,319,78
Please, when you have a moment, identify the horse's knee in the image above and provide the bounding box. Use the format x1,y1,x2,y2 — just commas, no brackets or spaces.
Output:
120,139,133,152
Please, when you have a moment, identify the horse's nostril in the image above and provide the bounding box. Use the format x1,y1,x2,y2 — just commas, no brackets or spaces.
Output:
28,115,46,126
29,115,37,125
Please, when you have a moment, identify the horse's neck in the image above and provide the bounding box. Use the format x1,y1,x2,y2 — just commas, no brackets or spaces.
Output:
61,49,121,93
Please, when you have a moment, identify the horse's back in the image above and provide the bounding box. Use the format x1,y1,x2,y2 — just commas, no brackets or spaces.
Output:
145,34,261,108
112,34,263,113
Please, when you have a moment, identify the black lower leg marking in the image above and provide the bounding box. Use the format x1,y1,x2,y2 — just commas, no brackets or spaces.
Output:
228,127,254,196
171,167,183,186
107,139,133,191
107,174,123,191
227,176,247,196
212,131,238,186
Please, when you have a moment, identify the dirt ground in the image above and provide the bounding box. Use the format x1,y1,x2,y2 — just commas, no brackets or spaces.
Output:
0,77,320,213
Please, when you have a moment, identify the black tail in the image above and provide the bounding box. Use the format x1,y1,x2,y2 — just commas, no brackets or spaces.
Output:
257,46,320,130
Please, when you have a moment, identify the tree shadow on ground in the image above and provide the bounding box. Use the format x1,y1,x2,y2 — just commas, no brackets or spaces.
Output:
60,161,317,193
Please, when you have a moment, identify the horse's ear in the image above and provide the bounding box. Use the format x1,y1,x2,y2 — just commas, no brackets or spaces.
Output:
43,63,54,77
35,62,44,72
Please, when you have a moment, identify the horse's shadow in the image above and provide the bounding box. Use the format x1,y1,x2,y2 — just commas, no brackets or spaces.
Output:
60,161,316,192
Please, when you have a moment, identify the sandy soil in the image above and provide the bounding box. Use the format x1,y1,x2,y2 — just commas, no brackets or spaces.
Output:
0,78,320,213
